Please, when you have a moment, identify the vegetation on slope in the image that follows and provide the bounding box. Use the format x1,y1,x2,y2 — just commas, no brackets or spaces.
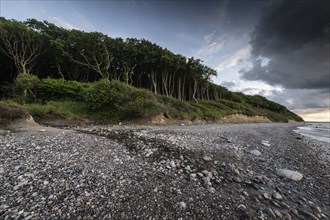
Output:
0,17,303,124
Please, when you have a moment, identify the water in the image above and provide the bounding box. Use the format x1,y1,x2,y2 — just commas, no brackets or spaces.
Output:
294,122,330,144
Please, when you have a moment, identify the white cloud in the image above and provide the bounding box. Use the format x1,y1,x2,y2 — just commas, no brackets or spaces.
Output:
215,44,251,72
195,33,227,59
51,17,80,30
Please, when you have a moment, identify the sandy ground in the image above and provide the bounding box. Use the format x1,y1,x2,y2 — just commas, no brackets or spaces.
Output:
0,123,329,219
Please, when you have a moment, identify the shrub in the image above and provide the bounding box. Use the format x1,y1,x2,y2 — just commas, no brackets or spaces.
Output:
83,80,134,110
14,73,40,103
37,78,87,101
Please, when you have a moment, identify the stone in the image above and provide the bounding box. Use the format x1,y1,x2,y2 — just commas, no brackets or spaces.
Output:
242,191,249,197
263,193,271,200
275,169,303,181
262,140,270,147
203,156,212,161
170,160,176,168
302,211,319,220
228,164,240,175
249,149,261,156
179,202,187,209
273,192,283,200
237,204,247,210
274,210,283,218
208,187,216,194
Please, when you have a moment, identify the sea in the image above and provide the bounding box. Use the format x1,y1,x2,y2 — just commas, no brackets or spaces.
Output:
294,122,330,145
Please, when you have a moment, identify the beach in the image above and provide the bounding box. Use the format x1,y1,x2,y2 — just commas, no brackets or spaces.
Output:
0,123,329,219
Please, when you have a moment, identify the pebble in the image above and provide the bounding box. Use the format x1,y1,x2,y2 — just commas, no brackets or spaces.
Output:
275,169,303,181
237,204,247,210
242,191,249,197
301,210,319,220
208,187,216,194
170,160,176,168
203,156,212,161
273,210,283,218
263,193,271,200
179,202,187,209
261,140,270,147
273,192,282,200
249,149,261,156
228,164,240,175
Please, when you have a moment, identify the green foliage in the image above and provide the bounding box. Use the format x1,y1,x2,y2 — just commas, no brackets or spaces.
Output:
27,101,88,119
14,73,40,103
37,78,87,101
83,79,133,110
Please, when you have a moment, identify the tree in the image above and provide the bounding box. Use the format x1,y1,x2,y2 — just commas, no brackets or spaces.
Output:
0,19,43,75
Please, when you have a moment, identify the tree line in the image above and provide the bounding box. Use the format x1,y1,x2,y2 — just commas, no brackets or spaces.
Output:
0,17,231,101
0,17,293,114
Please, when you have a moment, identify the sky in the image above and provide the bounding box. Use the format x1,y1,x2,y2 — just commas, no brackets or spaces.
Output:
1,0,329,121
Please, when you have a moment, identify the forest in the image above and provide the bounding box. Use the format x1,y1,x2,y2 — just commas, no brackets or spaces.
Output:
0,17,303,123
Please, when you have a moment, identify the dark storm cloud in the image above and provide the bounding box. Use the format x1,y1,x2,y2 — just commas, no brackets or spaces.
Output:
240,0,330,89
266,88,330,110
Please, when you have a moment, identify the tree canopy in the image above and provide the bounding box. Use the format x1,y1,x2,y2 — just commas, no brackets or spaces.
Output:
0,17,293,114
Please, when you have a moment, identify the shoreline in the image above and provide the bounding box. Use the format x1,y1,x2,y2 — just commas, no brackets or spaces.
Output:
0,123,328,219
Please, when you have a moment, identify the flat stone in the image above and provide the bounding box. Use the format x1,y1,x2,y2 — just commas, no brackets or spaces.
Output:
249,149,261,156
203,156,212,161
273,192,283,200
276,169,303,181
262,140,270,147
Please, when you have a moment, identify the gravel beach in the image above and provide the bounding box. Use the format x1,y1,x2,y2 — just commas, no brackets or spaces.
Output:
0,123,329,219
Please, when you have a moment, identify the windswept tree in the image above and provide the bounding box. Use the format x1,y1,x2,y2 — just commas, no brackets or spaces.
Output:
57,30,113,80
0,18,43,75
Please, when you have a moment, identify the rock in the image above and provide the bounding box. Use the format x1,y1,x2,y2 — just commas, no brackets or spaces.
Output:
290,209,300,217
203,156,212,161
249,149,261,156
263,193,271,200
275,169,303,181
301,211,319,220
228,164,240,175
242,191,249,197
179,201,187,209
170,160,176,168
266,208,276,218
208,187,216,194
237,204,247,210
190,173,197,179
233,177,242,183
274,210,283,218
202,170,212,178
261,140,270,147
273,192,283,200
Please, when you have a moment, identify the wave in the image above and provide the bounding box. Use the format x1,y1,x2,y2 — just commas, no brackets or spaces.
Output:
294,122,330,144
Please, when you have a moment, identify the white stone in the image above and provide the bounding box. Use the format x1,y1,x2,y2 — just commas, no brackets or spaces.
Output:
249,149,261,156
203,156,212,161
170,160,176,168
179,201,187,208
262,140,270,146
276,169,303,181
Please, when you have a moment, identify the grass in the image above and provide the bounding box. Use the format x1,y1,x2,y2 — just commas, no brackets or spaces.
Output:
0,79,303,124
26,101,88,120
